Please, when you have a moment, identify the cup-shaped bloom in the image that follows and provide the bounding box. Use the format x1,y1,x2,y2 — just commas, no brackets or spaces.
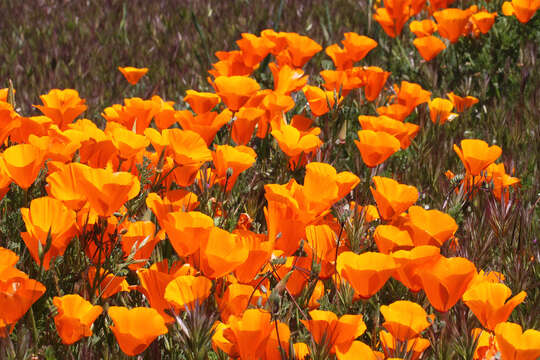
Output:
418,256,477,312
108,306,168,356
413,36,446,62
379,330,430,360
502,0,540,23
87,267,130,299
453,139,502,176
162,211,214,257
406,206,458,247
0,143,44,189
494,322,540,360
269,63,308,95
212,145,256,191
222,309,274,359
175,109,231,146
271,123,322,158
109,124,149,160
371,176,419,220
77,165,140,217
335,340,378,360
429,98,457,124
145,190,199,228
433,8,471,43
20,196,77,270
446,92,479,112
118,66,148,85
462,282,526,330
46,162,88,210
361,66,390,102
233,230,273,283
301,310,367,353
184,90,221,114
341,32,378,62
121,221,162,270
213,76,260,112
374,225,414,254
231,107,265,145
380,301,431,341
471,11,498,34
409,19,438,37
278,32,323,68
337,251,398,299
52,294,102,345
391,246,441,292
218,283,266,322
302,85,339,117
199,227,249,279
165,128,212,167
355,130,400,168
136,265,176,323
164,275,212,312
0,277,46,327
34,89,87,129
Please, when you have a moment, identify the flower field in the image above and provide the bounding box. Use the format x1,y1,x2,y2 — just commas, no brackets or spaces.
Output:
0,0,539,359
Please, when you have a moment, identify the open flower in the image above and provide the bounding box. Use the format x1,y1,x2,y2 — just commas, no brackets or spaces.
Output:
53,294,102,345
454,139,502,176
371,176,419,220
494,322,540,360
118,66,149,85
380,301,432,341
34,89,87,129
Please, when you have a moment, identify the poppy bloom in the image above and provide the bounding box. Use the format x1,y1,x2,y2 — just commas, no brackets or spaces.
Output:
212,145,256,191
164,275,212,311
271,123,322,158
453,139,502,176
355,130,401,168
87,267,130,299
337,251,398,299
175,109,231,145
494,322,540,360
184,90,221,114
20,196,77,270
236,32,274,68
121,221,162,270
470,11,498,34
462,282,526,330
394,81,432,113
303,85,340,117
278,32,323,68
341,32,378,62
409,20,438,37
379,330,430,360
433,8,471,43
374,225,414,254
0,277,46,329
231,107,265,145
446,92,479,112
162,211,214,257
371,176,419,220
428,98,457,124
335,341,378,360
213,76,260,112
502,0,540,23
234,230,273,283
361,66,391,102
418,256,477,312
0,143,44,189
373,0,411,38
34,89,87,129
218,283,266,321
52,294,103,345
405,206,458,247
269,63,308,95
118,66,149,85
199,227,249,279
391,247,441,292
108,306,168,356
414,36,447,62
380,301,432,341
301,310,366,353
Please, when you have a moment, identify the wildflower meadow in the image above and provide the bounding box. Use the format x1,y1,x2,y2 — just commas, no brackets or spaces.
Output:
0,0,539,359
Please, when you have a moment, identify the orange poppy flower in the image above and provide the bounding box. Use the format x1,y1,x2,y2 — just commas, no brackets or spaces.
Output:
0,143,44,189
108,306,168,356
164,275,212,312
301,310,366,353
462,282,526,330
414,36,446,62
376,104,412,122
342,32,378,62
278,32,322,68
213,76,260,112
209,50,255,77
371,176,419,220
45,163,90,210
218,283,266,321
0,276,46,328
373,4,410,38
303,85,340,117
162,211,214,257
379,330,430,360
472,328,499,360
34,89,87,129
165,128,212,166
409,20,438,37
264,321,291,360
136,265,177,323
428,98,456,124
120,221,162,270
0,101,20,144
145,190,199,226
326,44,355,70
151,95,177,129
273,256,312,296
446,92,479,112
453,139,502,176
271,123,322,158
418,256,477,312
358,115,418,149
52,294,102,345
212,145,256,191
433,8,471,43
231,107,265,145
380,301,432,341
405,206,458,247
394,81,432,112
236,32,274,68
494,322,540,360
337,251,398,299
20,196,77,270
335,341,378,360
355,130,401,168
108,124,150,160
199,227,249,279
183,90,220,115
118,66,148,85
391,246,441,292
233,230,272,283
176,109,231,145
374,225,414,254
269,63,308,95
485,163,521,201
87,267,130,299
361,66,391,102
102,97,159,135
502,0,540,23
77,165,140,217
470,11,498,34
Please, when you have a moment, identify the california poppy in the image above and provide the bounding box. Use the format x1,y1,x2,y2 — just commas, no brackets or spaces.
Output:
164,275,212,311
278,32,322,68
175,109,231,145
453,139,502,176
335,341,378,360
361,66,391,102
494,322,540,360
392,245,441,292
446,92,479,112
108,306,168,356
212,145,256,191
0,143,44,189
52,294,103,345
213,76,260,112
209,50,255,77
371,176,419,220
234,230,273,283
337,251,398,299
418,256,477,312
232,107,265,145
34,89,87,130
470,11,498,34
406,206,458,247
379,330,430,360
374,225,414,254
303,85,339,117
342,32,378,62
502,0,540,23
433,8,471,43
184,90,221,114
462,282,526,330
0,276,46,328
162,211,214,257
218,283,266,321
355,130,401,168
380,301,432,341
414,36,447,62
118,66,149,85
271,123,322,158
199,226,249,279
87,267,130,299
394,81,432,113
428,98,457,124
409,20,438,37
121,221,162,270
269,63,308,95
